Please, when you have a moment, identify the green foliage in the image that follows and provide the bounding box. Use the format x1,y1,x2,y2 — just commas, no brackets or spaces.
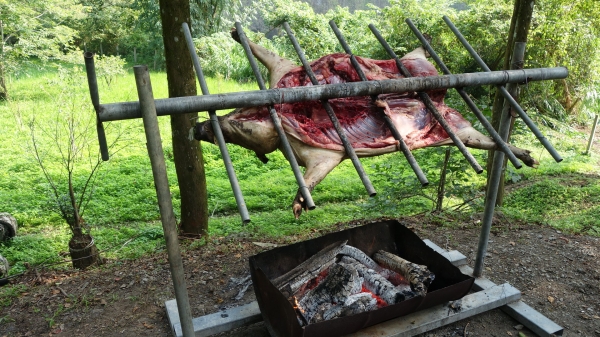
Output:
366,147,486,214
194,31,270,81
502,176,600,234
0,229,71,275
525,0,600,118
0,284,28,307
190,0,256,37
0,0,82,96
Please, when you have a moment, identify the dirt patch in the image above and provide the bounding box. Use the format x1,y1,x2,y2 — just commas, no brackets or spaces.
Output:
1,217,599,337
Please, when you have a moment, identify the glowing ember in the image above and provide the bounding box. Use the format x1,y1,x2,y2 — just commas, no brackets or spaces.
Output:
293,296,304,313
361,285,388,308
280,244,434,326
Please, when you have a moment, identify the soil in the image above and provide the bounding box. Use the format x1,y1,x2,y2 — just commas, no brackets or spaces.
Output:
1,216,599,337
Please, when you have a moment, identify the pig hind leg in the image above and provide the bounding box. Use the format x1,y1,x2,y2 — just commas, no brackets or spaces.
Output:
434,127,539,168
231,29,297,88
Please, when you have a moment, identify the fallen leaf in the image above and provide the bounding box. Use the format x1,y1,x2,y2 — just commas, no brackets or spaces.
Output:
234,253,241,258
547,296,555,304
509,241,516,246
133,306,139,313
51,289,60,295
142,322,154,329
507,332,513,336
100,299,107,305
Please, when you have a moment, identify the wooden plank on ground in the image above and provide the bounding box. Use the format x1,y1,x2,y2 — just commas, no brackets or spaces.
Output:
346,283,521,337
166,300,262,337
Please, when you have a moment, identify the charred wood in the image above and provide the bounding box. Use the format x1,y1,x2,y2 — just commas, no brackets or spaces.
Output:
297,263,361,324
339,256,413,305
273,240,347,298
338,245,379,270
321,293,378,322
373,250,435,297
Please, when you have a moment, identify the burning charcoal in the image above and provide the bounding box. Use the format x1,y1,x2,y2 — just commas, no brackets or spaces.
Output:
273,240,347,298
308,302,333,324
373,250,435,297
338,245,380,270
319,292,378,322
339,256,410,305
297,263,360,324
340,263,363,295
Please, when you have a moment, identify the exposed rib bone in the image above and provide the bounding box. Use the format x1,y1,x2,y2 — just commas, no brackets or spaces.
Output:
373,250,435,297
273,240,347,297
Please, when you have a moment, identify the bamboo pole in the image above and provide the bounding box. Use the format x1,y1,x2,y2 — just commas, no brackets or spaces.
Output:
98,67,569,122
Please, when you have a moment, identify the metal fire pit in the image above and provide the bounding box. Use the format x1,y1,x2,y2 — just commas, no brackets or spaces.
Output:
249,219,474,337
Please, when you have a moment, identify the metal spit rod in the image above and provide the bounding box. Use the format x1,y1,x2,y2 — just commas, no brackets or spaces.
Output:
181,23,250,224
585,114,599,155
474,43,528,277
83,52,110,161
403,19,523,169
97,67,568,122
328,20,429,187
233,22,315,210
443,16,563,163
133,65,195,337
283,22,376,197
366,24,483,174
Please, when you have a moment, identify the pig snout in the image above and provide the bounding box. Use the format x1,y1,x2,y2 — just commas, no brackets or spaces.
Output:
194,121,214,143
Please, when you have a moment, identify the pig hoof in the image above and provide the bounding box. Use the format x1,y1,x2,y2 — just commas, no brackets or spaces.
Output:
293,203,303,219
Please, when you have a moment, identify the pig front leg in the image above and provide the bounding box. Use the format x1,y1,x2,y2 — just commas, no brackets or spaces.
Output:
288,142,345,219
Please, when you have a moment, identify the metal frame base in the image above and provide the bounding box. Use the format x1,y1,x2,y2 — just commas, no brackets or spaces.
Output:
165,240,563,337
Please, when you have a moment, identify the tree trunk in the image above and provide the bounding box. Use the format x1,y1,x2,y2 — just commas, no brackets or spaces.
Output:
486,0,535,206
159,0,209,236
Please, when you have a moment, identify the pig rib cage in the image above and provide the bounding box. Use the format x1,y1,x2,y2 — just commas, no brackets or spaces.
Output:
84,18,567,337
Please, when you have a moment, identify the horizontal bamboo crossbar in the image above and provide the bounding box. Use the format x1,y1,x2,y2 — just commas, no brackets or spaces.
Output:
98,67,567,122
